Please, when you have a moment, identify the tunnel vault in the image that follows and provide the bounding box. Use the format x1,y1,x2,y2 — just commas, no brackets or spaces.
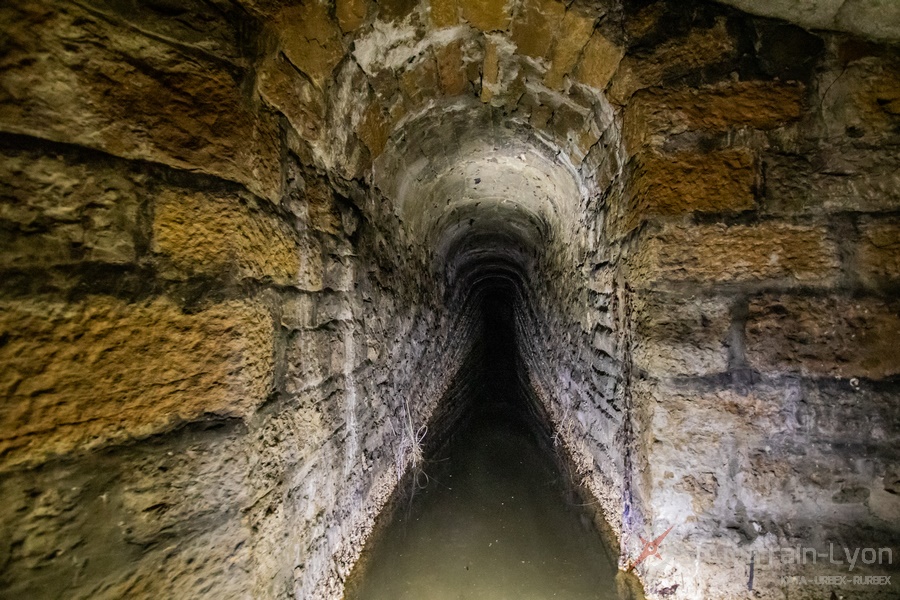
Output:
1,0,899,599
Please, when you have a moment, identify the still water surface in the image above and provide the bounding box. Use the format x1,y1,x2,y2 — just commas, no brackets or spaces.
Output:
344,417,625,600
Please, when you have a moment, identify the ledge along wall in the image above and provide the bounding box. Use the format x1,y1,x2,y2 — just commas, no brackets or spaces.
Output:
1,0,899,598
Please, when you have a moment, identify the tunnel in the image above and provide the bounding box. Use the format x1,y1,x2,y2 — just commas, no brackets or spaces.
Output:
1,0,900,599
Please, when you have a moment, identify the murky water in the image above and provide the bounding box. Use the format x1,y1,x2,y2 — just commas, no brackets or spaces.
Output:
344,415,627,600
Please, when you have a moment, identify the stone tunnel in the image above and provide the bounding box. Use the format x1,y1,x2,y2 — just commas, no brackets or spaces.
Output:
1,0,899,598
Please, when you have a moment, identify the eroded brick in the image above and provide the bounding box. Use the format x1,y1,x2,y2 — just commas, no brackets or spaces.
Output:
746,295,900,379
632,291,731,376
0,296,274,468
630,222,840,286
858,219,900,287
621,148,756,232
152,188,300,284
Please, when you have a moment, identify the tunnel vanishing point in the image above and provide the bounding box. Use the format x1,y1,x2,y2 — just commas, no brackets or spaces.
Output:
1,0,900,598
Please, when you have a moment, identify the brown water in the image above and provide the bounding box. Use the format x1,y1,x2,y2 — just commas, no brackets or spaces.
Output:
344,416,627,600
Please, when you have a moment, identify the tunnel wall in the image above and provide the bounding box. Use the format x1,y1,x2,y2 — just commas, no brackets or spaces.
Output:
0,1,474,597
2,0,899,599
612,10,900,599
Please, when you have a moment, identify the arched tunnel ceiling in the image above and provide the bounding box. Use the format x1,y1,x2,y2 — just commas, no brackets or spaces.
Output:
256,0,897,304
373,100,584,290
716,0,900,41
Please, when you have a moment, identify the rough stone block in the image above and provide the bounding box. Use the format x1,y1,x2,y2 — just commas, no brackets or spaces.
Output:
285,328,347,394
510,0,565,59
574,31,625,91
624,81,805,149
762,151,900,215
0,296,274,468
798,380,900,446
399,54,441,107
435,40,469,97
78,0,248,62
622,1,666,40
746,295,900,379
257,53,326,141
0,150,142,267
103,523,252,599
277,3,345,89
622,148,755,231
377,0,418,21
460,0,509,31
306,182,345,236
607,19,735,104
543,9,596,90
632,292,731,376
630,222,840,286
152,188,301,284
858,219,900,287
818,54,900,143
281,292,354,331
0,428,252,598
480,37,501,103
297,233,326,292
337,0,369,32
0,0,282,202
633,379,784,497
430,0,459,27
545,100,592,157
357,102,390,159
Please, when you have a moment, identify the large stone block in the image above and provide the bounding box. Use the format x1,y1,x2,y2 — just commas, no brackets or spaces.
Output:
357,102,390,159
624,81,805,149
430,0,459,27
152,188,301,284
818,53,900,143
746,295,900,379
0,0,282,201
607,19,735,104
459,0,509,31
73,0,248,63
762,150,900,215
797,380,900,445
630,222,840,286
277,2,345,89
377,0,418,21
285,328,348,395
0,296,274,468
543,8,596,90
337,0,369,32
480,37,500,102
573,31,625,91
622,148,755,232
399,54,441,107
435,40,469,97
633,378,784,499
0,428,251,598
632,292,731,376
257,52,326,141
0,150,142,267
858,219,900,287
510,0,565,59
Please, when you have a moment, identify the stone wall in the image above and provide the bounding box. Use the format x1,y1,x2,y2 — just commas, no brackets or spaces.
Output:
1,0,898,598
0,0,471,597
614,5,900,598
